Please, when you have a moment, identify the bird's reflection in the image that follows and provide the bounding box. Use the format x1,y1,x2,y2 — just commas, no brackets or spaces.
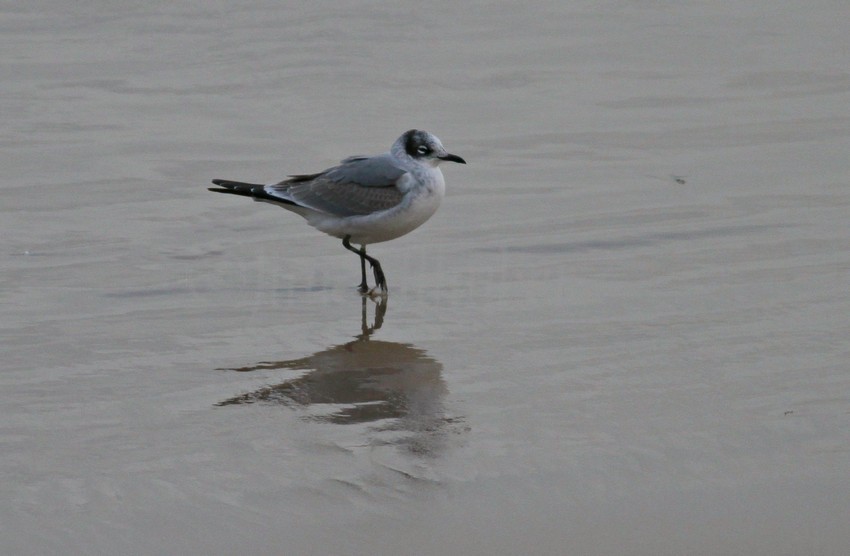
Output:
217,297,459,455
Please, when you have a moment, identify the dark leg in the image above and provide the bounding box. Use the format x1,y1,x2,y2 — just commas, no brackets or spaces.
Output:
364,252,387,292
358,248,367,291
342,235,387,293
342,235,369,292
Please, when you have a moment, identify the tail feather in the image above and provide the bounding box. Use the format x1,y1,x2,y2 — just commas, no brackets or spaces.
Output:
209,179,297,207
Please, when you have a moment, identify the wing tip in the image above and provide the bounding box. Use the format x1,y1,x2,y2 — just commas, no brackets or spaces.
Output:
208,179,265,195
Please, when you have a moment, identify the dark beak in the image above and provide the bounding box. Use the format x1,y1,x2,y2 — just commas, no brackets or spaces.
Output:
439,153,466,164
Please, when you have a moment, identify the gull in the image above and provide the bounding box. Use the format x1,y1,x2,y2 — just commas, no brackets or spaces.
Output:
209,129,466,294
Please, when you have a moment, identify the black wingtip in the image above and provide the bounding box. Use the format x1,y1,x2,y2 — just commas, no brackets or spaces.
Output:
208,179,266,196
210,179,261,188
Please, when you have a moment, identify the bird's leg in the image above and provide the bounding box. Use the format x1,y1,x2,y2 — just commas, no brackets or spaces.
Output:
358,248,368,292
362,251,387,294
342,235,370,293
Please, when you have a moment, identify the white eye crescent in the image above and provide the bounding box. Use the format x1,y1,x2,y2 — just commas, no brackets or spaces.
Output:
417,145,429,155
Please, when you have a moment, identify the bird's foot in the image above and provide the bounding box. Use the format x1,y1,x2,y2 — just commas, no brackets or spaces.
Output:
369,264,387,294
367,286,388,299
357,282,385,298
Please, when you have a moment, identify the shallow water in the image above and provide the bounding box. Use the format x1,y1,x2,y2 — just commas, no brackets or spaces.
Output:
2,1,850,554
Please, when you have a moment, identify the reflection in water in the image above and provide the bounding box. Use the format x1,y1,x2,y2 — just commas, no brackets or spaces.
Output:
217,297,460,455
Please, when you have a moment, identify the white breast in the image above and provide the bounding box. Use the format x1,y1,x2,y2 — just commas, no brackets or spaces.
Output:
306,167,446,245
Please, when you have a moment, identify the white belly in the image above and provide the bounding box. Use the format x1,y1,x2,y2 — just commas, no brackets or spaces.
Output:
307,182,444,245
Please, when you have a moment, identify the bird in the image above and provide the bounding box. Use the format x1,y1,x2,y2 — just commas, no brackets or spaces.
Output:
209,129,466,295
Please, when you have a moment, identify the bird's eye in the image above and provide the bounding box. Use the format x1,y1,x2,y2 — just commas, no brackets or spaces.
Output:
417,145,430,155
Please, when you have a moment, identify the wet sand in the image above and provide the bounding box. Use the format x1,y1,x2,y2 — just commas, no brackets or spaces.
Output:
2,1,850,554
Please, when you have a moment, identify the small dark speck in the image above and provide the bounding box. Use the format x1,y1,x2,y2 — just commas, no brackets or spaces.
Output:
644,174,688,185
784,410,794,416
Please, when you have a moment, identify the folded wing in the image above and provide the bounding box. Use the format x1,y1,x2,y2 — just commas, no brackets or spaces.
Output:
265,153,407,217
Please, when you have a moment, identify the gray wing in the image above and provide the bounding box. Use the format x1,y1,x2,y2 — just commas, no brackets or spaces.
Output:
328,153,407,187
266,153,407,217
